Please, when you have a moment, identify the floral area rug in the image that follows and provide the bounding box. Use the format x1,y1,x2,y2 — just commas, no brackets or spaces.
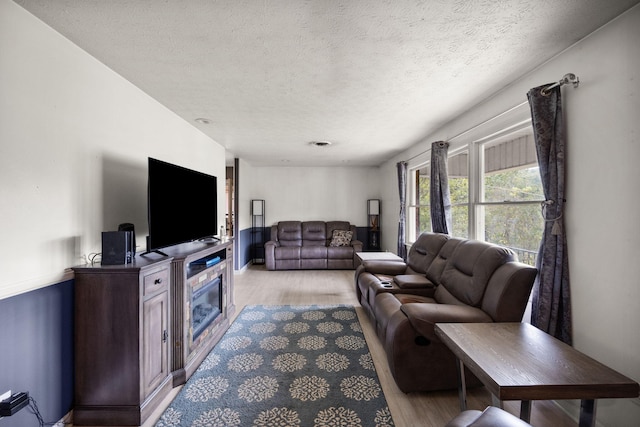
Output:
155,304,395,427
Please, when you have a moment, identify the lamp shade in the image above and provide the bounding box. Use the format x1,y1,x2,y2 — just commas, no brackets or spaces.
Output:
252,200,264,215
368,199,380,215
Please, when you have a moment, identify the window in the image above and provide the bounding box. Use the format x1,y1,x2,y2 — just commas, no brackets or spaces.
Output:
407,150,469,240
408,164,431,239
477,133,543,265
448,150,469,239
406,125,543,266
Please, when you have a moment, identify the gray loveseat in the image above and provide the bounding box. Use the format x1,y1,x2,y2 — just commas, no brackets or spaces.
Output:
265,221,363,270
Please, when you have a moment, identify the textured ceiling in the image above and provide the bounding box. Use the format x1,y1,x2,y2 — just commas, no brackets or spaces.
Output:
14,0,640,166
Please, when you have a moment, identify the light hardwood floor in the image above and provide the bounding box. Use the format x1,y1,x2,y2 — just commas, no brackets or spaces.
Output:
144,265,578,427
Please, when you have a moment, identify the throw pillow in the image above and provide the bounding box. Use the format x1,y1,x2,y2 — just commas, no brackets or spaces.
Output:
329,230,353,247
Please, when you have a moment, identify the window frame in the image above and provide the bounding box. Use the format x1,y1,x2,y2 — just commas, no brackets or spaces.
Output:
405,115,542,255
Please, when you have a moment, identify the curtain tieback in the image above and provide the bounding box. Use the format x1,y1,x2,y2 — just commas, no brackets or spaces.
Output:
541,200,563,235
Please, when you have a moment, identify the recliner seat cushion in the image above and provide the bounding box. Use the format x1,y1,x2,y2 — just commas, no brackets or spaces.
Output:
301,246,327,258
400,302,492,341
327,246,354,259
274,246,301,260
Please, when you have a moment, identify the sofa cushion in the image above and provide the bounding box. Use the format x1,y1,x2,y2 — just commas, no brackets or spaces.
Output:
438,240,516,307
274,246,301,260
395,294,435,305
329,229,353,247
277,221,302,247
425,238,463,284
406,232,450,274
327,245,354,259
301,245,327,259
400,302,493,341
302,221,327,246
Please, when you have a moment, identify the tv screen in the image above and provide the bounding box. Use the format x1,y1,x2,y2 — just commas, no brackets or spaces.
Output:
147,157,218,252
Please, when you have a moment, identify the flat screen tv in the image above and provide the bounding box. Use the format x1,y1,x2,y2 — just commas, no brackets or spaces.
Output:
146,157,218,253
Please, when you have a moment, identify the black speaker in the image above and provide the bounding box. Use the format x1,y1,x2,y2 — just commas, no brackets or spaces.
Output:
102,231,132,265
118,222,136,258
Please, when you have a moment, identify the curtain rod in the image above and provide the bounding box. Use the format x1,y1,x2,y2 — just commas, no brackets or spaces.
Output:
541,73,580,96
404,100,528,163
404,72,580,163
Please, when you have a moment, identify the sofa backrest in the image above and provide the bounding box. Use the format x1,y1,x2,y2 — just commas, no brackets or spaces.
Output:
271,221,357,248
435,239,516,307
481,261,537,321
302,221,327,246
406,232,450,275
424,237,463,283
275,221,302,246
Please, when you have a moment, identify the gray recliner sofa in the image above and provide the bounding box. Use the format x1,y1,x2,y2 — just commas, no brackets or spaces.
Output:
355,232,537,392
265,221,363,270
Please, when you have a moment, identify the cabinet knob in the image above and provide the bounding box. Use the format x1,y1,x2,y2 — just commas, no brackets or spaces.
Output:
155,278,163,284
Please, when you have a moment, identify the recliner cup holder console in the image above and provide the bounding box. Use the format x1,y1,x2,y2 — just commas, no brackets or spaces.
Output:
379,281,393,288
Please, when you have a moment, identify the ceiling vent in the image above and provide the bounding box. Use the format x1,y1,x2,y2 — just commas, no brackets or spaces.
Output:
310,140,332,147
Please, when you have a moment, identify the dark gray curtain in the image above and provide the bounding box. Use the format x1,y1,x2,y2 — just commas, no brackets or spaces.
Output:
527,84,572,345
430,141,451,235
397,161,408,260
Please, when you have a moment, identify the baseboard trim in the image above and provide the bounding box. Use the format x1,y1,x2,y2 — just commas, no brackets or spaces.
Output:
52,409,73,427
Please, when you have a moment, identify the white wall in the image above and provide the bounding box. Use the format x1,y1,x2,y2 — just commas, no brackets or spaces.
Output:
380,6,640,425
0,0,227,300
4,0,638,422
247,165,381,229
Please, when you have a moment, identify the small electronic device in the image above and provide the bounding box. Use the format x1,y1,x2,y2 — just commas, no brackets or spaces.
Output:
0,391,29,416
101,231,132,265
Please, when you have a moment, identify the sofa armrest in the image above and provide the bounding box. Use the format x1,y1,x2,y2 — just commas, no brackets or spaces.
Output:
394,274,435,290
264,240,279,270
400,302,493,341
351,239,363,252
481,262,537,322
361,260,408,275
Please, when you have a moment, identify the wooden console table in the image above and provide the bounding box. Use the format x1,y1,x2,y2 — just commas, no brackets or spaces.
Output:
434,322,639,427
72,257,174,425
161,239,235,386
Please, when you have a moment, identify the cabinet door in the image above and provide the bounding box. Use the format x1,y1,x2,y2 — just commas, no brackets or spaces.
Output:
143,291,169,398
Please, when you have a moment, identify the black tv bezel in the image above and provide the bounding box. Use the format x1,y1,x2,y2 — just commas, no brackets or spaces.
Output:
146,157,218,253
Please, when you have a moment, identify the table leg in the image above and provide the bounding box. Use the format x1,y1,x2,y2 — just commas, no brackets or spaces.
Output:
520,400,531,423
455,357,467,411
579,399,597,427
491,394,503,409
